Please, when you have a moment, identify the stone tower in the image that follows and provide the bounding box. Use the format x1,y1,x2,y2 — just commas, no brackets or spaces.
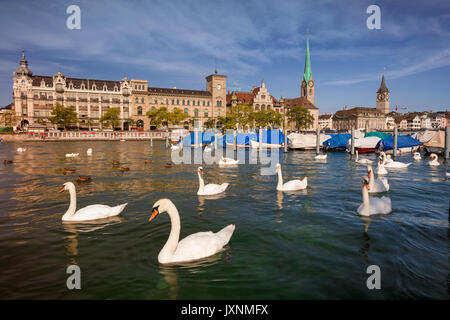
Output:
376,75,390,114
13,50,34,127
300,33,315,105
206,70,227,118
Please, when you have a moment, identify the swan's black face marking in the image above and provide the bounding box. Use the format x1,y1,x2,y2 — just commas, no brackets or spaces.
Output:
149,205,160,222
58,185,66,193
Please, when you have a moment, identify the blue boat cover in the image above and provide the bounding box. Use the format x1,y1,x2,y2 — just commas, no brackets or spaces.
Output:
376,135,422,150
257,130,288,144
182,132,215,146
323,133,351,148
218,132,258,146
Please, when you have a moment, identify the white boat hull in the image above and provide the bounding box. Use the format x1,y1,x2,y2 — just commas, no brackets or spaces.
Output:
250,140,282,149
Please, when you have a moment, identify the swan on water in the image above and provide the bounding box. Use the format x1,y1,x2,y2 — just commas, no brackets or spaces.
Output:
385,154,394,164
367,165,389,193
355,150,373,164
59,182,127,221
413,152,421,160
357,177,392,216
315,154,327,160
428,153,440,166
17,147,27,152
380,152,411,169
171,143,182,150
65,153,79,158
275,163,307,191
197,167,229,195
219,157,239,165
377,154,388,175
148,199,235,264
86,148,93,155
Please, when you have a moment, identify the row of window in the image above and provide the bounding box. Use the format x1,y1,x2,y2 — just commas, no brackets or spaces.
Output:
135,97,213,107
136,106,218,118
134,85,146,91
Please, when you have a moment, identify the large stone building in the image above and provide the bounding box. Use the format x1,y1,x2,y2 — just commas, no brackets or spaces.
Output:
226,79,278,112
332,75,390,131
12,51,226,130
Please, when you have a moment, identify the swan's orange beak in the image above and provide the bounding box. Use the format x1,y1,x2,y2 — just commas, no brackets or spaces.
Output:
58,186,65,193
365,184,370,190
368,171,371,178
200,169,204,175
149,207,159,222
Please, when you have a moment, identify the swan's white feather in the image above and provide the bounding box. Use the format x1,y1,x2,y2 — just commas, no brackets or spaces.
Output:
278,177,307,191
63,203,127,221
358,196,392,216
200,183,229,195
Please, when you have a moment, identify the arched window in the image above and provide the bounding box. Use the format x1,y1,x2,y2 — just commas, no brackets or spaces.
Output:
202,101,205,106
136,119,144,128
141,98,144,103
198,100,200,106
261,105,266,111
187,100,190,106
184,108,188,114
255,104,260,111
183,121,189,129
207,101,210,106
204,110,208,118
137,106,143,115
216,100,222,107
182,100,185,105
151,107,156,110
194,108,199,117
177,99,180,105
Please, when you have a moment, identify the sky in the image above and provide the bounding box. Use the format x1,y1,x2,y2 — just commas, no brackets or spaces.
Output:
0,0,449,114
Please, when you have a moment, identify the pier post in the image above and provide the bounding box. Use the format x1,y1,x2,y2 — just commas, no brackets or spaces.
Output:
316,127,320,155
165,131,169,148
259,126,262,151
233,129,237,151
351,128,355,155
445,125,450,160
284,128,288,153
150,132,153,147
393,127,398,158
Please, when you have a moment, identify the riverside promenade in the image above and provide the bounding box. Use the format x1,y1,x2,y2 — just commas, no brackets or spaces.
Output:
0,130,169,142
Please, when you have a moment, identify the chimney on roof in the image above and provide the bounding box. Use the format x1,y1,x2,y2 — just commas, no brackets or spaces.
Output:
344,105,348,110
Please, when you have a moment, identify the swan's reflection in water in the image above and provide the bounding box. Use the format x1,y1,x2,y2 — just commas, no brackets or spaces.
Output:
157,249,227,299
359,216,372,258
360,215,372,233
63,217,125,264
197,193,226,215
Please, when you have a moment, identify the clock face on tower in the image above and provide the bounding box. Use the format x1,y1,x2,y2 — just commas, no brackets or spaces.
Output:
216,84,222,90
308,80,314,87
378,93,385,101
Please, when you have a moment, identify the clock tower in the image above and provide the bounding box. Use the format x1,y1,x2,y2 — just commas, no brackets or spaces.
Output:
206,70,227,118
376,75,390,114
300,33,315,105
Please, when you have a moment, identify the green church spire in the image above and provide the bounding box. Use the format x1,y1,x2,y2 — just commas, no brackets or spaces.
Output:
303,32,312,83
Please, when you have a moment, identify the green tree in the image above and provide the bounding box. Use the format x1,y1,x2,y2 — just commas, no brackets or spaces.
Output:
125,118,135,131
146,107,170,128
49,103,78,131
100,107,121,129
0,110,18,128
266,108,283,128
286,106,315,131
217,115,236,130
230,104,253,130
169,108,189,125
204,118,216,129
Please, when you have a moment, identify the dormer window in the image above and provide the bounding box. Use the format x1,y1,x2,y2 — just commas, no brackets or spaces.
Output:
81,83,85,90
103,85,107,91
92,85,97,91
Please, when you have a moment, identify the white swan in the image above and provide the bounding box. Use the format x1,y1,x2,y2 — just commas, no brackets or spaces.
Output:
315,154,327,160
65,153,79,158
385,154,394,164
357,177,392,216
219,157,239,165
413,152,421,160
367,165,389,193
377,154,388,175
59,182,127,221
171,144,182,150
86,148,93,155
355,150,373,164
380,152,411,168
428,153,440,166
149,199,235,264
275,163,307,191
197,167,229,195
17,147,27,152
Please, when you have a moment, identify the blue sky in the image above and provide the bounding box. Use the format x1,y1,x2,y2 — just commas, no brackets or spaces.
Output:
0,0,449,113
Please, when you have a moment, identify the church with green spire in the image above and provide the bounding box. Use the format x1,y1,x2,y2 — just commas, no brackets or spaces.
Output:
300,33,315,105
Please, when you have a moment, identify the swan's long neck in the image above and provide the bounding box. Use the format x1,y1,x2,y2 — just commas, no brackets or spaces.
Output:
64,186,77,218
198,171,204,193
158,202,181,263
362,185,370,212
277,168,283,189
368,170,375,188
355,151,359,162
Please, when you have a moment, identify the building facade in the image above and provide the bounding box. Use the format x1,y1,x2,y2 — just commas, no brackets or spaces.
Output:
318,114,333,130
12,51,226,130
